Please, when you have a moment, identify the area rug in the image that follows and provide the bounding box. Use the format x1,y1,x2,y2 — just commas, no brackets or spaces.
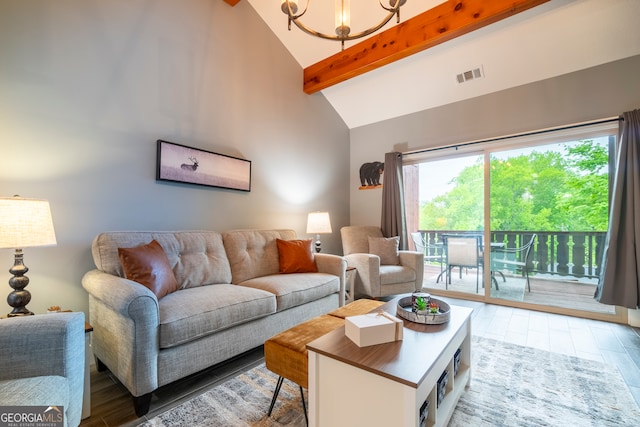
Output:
137,364,305,427
138,337,640,427
449,337,640,426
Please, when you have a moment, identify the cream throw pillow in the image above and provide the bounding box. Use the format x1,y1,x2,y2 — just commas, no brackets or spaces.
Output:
368,236,400,265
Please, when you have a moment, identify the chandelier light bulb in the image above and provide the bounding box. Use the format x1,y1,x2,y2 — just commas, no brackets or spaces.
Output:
335,0,351,38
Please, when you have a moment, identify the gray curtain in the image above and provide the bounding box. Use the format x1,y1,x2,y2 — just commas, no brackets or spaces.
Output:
595,109,640,309
381,151,408,249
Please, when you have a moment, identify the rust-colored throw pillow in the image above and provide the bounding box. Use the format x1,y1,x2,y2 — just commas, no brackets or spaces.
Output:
276,238,318,274
368,236,400,265
117,239,179,299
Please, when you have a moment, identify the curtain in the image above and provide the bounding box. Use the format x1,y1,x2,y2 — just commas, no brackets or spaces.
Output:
381,152,408,249
595,109,640,309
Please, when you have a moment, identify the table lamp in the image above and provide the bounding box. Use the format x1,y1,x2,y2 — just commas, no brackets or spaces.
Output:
306,211,332,253
0,196,57,317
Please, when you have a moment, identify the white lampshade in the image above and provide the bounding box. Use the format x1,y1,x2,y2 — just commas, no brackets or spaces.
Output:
306,212,332,234
0,196,57,249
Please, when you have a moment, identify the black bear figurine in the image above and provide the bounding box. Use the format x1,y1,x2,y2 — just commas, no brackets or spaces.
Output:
359,161,384,188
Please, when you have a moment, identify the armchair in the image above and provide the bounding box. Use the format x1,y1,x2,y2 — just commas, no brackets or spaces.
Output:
0,312,85,427
341,226,424,298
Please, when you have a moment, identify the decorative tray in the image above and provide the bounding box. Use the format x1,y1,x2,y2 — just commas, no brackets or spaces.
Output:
396,296,451,325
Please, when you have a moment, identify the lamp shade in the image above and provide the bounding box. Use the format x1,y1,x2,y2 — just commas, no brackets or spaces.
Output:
306,212,332,234
0,197,57,249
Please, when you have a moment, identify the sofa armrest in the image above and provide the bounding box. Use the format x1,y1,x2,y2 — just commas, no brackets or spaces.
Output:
0,312,85,425
82,269,160,397
399,250,425,292
315,253,347,306
344,253,381,297
82,269,159,315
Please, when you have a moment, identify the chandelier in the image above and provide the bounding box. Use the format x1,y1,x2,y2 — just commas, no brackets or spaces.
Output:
281,0,407,49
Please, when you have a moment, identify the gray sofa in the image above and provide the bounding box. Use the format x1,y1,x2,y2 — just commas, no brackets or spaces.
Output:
81,229,345,416
0,312,85,427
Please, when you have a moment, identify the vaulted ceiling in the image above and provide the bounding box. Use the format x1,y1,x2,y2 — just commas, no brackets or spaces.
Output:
229,0,640,129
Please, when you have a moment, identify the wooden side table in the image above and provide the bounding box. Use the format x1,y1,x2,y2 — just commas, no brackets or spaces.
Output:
83,321,93,420
345,267,356,304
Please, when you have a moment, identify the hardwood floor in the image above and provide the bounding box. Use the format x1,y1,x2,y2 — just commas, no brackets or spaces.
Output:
80,298,640,427
423,264,616,315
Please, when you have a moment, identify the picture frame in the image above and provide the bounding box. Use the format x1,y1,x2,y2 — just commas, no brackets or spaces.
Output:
156,139,251,192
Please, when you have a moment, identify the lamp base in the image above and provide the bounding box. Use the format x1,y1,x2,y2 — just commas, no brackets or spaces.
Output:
6,249,34,317
314,235,322,253
7,307,34,317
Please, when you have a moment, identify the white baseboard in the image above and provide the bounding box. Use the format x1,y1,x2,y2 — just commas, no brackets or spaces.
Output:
628,308,640,327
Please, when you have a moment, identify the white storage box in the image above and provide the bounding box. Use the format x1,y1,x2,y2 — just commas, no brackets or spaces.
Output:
345,312,403,347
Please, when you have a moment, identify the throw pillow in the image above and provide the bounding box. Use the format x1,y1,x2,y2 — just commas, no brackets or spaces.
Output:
118,239,179,299
276,238,318,274
368,236,400,265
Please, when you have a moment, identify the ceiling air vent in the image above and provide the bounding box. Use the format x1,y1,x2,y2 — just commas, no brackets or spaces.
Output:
456,67,484,84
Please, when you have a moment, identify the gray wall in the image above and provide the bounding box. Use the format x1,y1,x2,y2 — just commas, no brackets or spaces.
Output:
0,1,349,315
349,54,640,226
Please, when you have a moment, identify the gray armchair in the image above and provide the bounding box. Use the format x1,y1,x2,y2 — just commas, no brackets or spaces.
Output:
341,226,424,298
0,312,85,427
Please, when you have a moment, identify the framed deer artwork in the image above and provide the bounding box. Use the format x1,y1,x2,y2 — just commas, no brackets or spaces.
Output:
156,140,251,191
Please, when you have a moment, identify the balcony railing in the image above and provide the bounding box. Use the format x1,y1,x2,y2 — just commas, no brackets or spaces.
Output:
417,230,607,279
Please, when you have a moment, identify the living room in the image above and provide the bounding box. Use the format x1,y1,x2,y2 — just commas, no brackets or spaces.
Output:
1,1,639,426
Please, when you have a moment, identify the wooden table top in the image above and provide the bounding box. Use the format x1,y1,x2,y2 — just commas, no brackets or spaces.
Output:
306,296,473,388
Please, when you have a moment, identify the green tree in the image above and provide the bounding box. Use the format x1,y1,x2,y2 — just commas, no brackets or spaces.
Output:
557,140,609,231
418,139,609,232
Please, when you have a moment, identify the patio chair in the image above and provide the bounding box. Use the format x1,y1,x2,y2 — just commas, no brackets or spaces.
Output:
491,234,537,291
411,232,445,269
445,235,483,293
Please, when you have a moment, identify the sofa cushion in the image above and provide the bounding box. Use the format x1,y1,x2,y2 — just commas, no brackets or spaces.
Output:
171,232,232,289
118,239,179,299
158,284,276,348
92,231,232,288
368,236,400,265
341,225,383,255
276,239,318,274
222,229,297,283
238,273,339,311
380,265,416,285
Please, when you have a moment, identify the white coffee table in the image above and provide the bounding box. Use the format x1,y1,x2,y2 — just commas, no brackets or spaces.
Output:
306,296,472,427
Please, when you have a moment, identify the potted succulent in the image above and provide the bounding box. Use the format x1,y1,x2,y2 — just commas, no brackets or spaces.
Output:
428,301,440,314
414,296,429,315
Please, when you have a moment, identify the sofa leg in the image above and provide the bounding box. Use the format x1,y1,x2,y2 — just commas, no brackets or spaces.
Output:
133,393,152,417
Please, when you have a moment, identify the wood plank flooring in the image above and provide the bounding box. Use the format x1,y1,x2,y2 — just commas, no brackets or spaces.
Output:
80,298,640,427
423,265,616,315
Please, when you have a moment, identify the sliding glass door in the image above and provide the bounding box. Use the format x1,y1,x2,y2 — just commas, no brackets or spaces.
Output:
405,122,621,320
410,153,485,297
488,138,615,314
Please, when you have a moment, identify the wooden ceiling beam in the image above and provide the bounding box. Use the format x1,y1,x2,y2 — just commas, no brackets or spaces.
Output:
303,0,550,94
